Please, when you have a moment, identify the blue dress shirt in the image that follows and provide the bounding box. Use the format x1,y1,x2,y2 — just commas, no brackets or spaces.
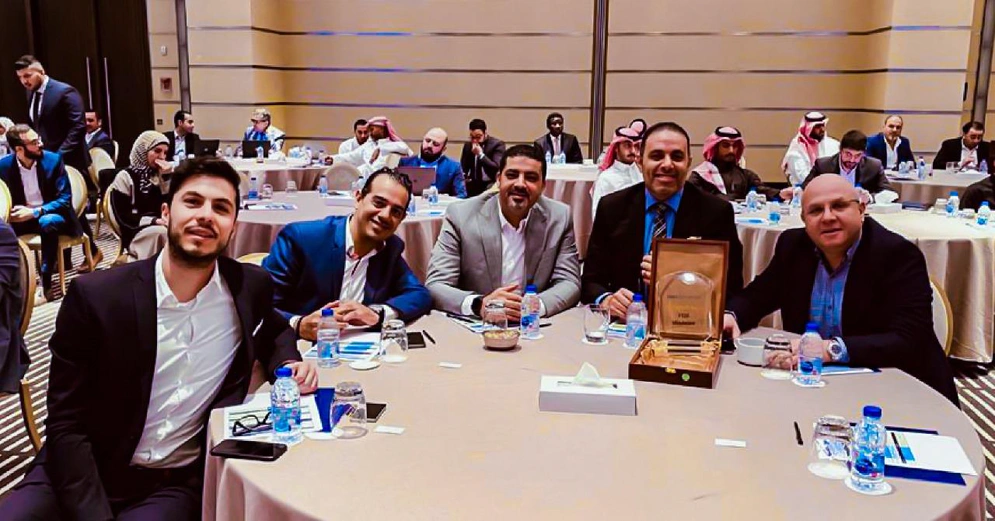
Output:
643,187,683,254
808,237,861,362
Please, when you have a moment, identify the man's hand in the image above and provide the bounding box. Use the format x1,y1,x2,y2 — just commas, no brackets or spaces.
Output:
154,159,174,173
298,303,340,341
10,206,34,223
640,255,653,286
285,362,319,394
779,187,794,201
471,143,483,157
722,313,741,339
482,284,522,321
369,147,381,164
332,301,381,327
601,288,634,320
770,339,832,370
960,157,976,169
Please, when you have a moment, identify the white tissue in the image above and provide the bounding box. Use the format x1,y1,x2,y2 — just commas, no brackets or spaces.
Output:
571,362,614,388
875,190,899,204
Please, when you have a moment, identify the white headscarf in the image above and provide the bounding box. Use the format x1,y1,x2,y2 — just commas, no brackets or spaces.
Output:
111,130,169,199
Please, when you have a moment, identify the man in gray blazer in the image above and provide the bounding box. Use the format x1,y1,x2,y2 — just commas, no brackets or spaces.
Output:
426,144,581,319
802,129,895,199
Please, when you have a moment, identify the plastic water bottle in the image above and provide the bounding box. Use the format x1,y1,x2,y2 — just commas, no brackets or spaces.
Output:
352,176,365,194
407,194,416,215
424,185,439,206
624,294,647,349
248,174,260,200
849,405,887,492
768,199,782,225
255,146,264,163
270,366,303,445
917,156,927,180
978,201,991,226
791,184,803,209
224,145,233,158
795,322,823,386
305,146,313,163
318,175,328,196
745,187,759,212
946,191,959,217
557,152,566,164
317,308,340,368
520,285,542,340
982,159,989,174
545,151,552,165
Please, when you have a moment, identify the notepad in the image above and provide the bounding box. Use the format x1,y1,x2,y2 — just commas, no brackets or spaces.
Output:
885,431,976,476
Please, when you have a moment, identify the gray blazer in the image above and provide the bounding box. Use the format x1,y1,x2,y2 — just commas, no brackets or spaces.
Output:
426,192,581,317
803,153,893,195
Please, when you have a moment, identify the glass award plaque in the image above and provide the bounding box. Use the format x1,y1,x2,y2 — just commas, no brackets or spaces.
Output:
656,271,715,339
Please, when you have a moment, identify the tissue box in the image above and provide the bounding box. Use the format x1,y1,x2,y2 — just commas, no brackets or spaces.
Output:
538,376,636,416
867,203,901,214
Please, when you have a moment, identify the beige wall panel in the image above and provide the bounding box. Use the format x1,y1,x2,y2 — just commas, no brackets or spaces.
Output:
279,35,591,71
152,69,180,103
608,34,891,71
881,74,967,111
890,0,975,26
884,31,973,69
147,0,177,34
190,68,284,102
188,31,256,65
251,0,595,33
281,71,590,107
154,102,181,133
186,0,253,27
149,34,180,68
609,0,891,33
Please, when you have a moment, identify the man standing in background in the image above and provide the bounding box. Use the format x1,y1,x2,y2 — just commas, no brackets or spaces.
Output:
534,112,583,164
461,118,505,197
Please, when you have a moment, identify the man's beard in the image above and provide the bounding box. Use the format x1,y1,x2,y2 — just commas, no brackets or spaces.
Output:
166,222,227,268
421,148,443,163
712,157,736,172
25,148,43,161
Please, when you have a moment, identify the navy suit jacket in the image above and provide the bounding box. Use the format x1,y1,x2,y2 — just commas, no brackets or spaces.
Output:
0,152,81,236
27,78,89,173
86,129,115,160
262,215,432,323
865,132,913,169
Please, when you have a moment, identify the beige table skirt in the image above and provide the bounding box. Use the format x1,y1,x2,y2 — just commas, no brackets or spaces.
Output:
203,309,983,521
544,169,596,259
737,210,995,362
891,171,983,206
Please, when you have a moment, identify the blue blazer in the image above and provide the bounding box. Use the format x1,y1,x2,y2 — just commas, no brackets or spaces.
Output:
399,155,467,198
865,132,914,169
262,215,432,322
27,78,89,173
0,152,81,236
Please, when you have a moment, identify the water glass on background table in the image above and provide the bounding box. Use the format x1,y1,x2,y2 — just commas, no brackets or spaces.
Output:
286,180,298,196
808,415,852,480
331,381,367,439
261,183,274,200
380,319,408,363
945,161,959,173
761,334,793,380
583,304,609,345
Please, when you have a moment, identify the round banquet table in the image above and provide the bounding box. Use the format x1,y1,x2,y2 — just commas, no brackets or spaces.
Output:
203,309,984,521
227,157,337,192
228,192,449,280
736,209,995,362
545,164,599,259
890,170,984,206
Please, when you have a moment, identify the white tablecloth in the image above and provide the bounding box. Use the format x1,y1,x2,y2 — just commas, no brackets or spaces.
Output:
890,170,985,206
545,165,599,258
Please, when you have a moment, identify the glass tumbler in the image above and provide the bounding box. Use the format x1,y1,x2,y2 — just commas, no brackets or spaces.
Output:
261,183,274,200
331,381,367,439
285,180,298,196
583,304,609,344
761,333,793,380
380,319,408,363
808,415,853,480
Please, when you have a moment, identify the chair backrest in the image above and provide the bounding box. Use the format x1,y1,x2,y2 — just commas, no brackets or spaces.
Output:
0,179,11,223
17,239,34,337
102,189,122,238
64,166,89,217
89,147,116,187
113,140,120,163
326,162,361,191
930,279,953,356
237,252,269,265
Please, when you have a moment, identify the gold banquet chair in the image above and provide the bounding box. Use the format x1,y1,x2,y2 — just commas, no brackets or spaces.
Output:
930,279,954,356
21,166,96,295
10,239,42,452
102,192,124,258
88,147,116,235
236,253,269,265
0,178,12,223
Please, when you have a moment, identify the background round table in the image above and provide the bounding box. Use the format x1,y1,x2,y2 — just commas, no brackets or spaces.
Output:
229,192,449,280
228,157,336,191
736,209,995,362
203,309,984,521
890,170,984,206
545,164,598,259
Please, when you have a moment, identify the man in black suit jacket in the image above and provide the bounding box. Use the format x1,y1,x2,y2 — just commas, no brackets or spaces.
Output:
933,121,991,172
533,112,584,164
582,121,744,320
802,130,895,199
164,109,200,160
84,110,115,159
0,158,319,520
725,175,958,405
460,118,506,197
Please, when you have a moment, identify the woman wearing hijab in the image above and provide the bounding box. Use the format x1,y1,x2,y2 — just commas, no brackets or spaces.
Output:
108,131,172,263
0,117,14,157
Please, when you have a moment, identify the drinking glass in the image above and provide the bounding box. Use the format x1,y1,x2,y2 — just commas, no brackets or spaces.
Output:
380,319,408,363
331,381,367,439
483,300,508,330
261,183,274,200
945,161,959,173
755,194,767,210
808,415,852,479
285,180,298,196
583,304,609,344
761,333,793,380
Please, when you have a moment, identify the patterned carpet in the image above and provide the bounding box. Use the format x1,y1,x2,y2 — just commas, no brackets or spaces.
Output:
0,222,993,518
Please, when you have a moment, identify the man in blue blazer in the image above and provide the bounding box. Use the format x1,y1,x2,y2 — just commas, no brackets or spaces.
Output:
865,115,914,170
399,127,467,198
263,168,432,340
0,125,81,299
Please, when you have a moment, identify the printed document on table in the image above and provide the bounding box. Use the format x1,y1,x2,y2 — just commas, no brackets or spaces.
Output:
223,392,320,441
885,431,977,476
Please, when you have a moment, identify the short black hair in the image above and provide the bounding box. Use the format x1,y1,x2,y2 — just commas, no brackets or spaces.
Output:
5,124,33,149
963,121,985,134
86,110,102,119
546,112,564,127
166,157,242,214
173,110,191,127
499,143,547,180
640,121,691,158
360,167,414,208
840,129,867,151
469,119,487,132
354,119,368,130
14,55,39,70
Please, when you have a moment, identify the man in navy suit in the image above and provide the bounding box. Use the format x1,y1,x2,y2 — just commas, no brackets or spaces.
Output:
0,125,81,299
399,127,467,198
865,115,914,170
84,110,115,159
263,168,432,341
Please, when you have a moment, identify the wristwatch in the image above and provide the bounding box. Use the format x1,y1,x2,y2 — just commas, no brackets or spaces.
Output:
827,338,846,363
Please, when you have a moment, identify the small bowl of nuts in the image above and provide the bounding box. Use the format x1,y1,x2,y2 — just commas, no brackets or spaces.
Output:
482,328,520,351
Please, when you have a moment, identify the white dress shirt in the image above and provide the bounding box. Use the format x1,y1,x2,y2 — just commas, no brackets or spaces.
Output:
131,254,241,468
85,128,100,145
782,136,841,185
17,158,45,208
885,139,899,169
174,133,187,159
29,76,49,124
961,143,979,166
591,161,642,221
333,138,412,178
338,137,361,155
551,134,562,156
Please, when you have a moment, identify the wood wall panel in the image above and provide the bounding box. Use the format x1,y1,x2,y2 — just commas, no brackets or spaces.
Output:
147,0,177,33
185,0,251,26
153,101,181,133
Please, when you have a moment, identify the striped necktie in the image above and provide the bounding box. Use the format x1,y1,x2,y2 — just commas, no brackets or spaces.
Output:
651,202,669,240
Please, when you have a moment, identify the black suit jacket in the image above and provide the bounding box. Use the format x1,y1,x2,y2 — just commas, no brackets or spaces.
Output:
865,132,914,168
86,129,115,160
534,132,583,164
164,130,200,160
27,78,89,173
727,218,958,405
35,255,301,519
460,136,506,197
803,154,893,195
961,176,994,210
581,181,744,303
933,137,991,171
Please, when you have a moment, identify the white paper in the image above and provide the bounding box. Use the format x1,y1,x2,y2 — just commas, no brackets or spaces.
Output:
886,431,977,476
303,331,381,361
715,438,747,448
448,316,491,334
438,362,462,369
821,366,877,376
374,425,406,435
223,392,321,441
